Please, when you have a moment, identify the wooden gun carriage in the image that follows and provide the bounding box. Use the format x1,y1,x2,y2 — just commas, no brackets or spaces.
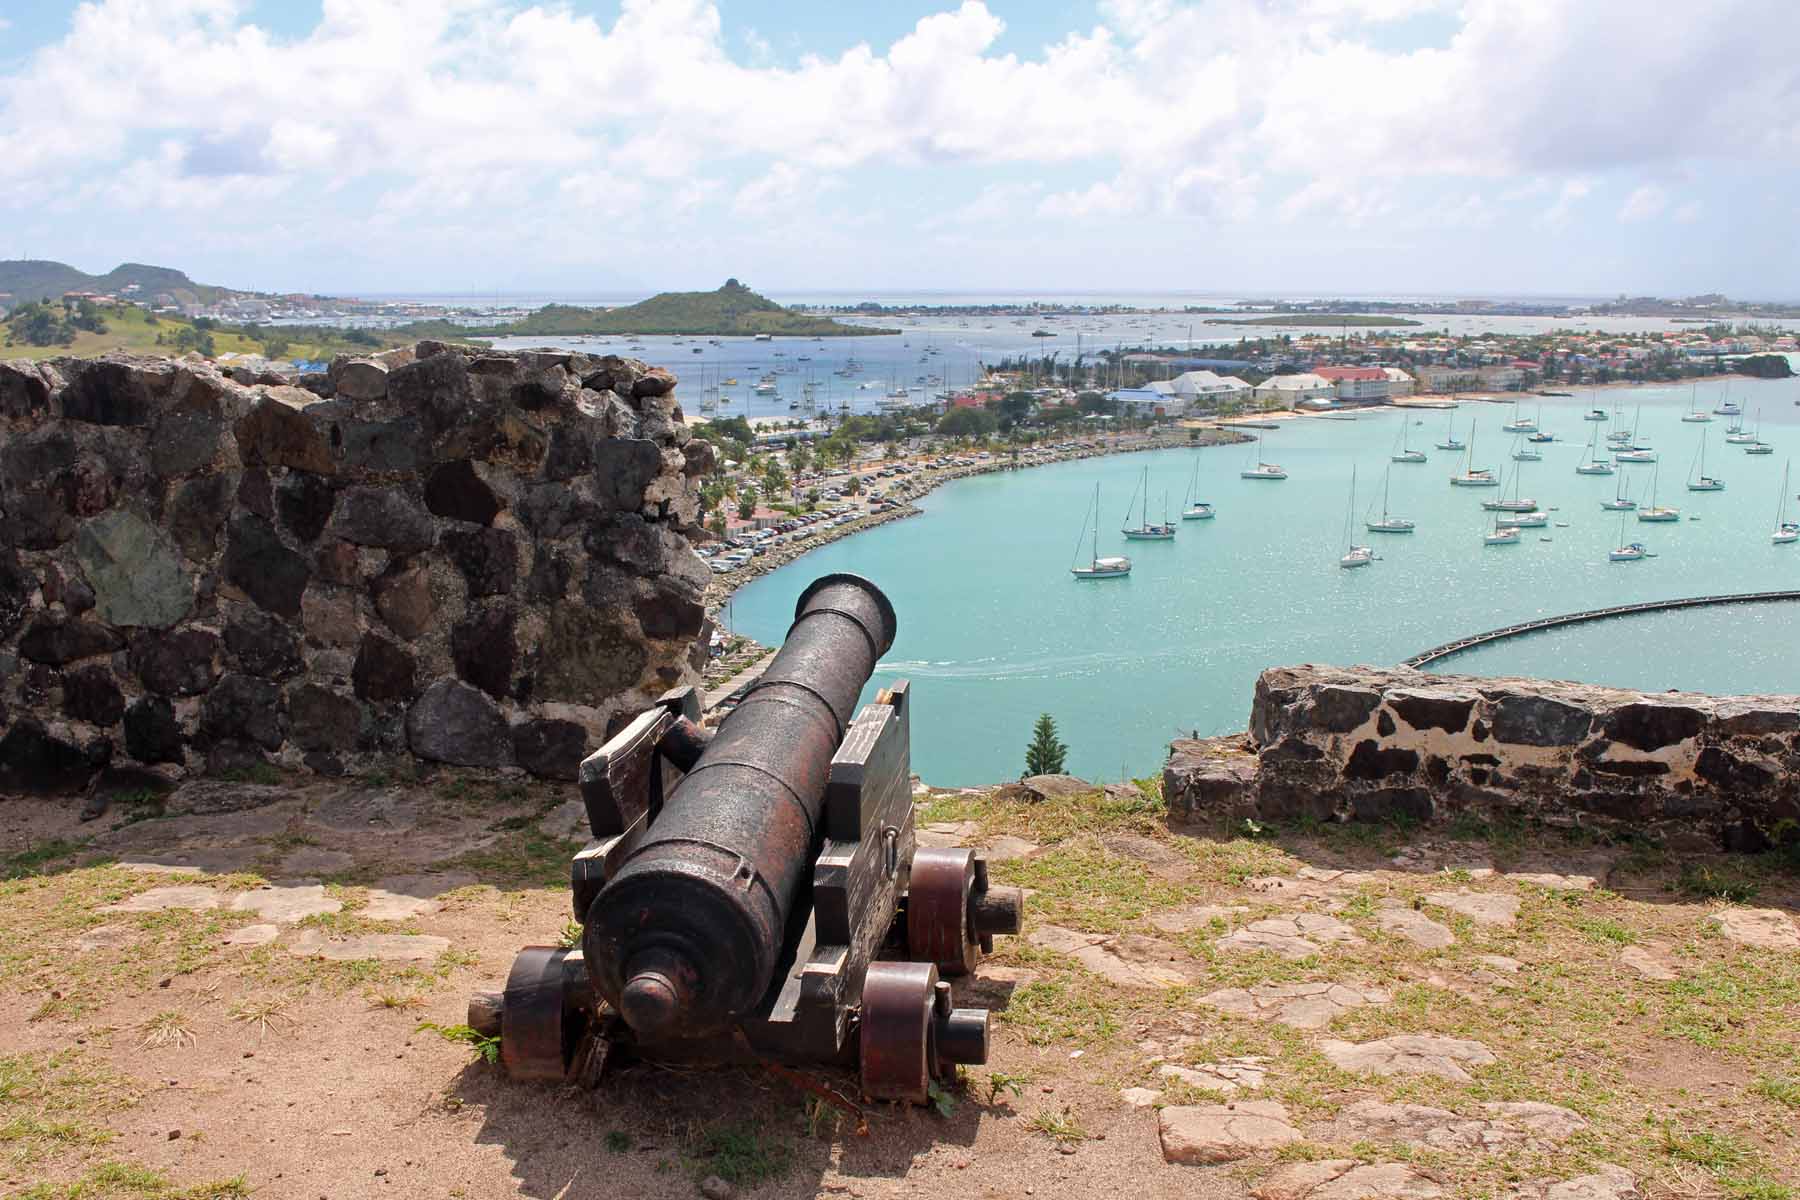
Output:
468,574,1023,1102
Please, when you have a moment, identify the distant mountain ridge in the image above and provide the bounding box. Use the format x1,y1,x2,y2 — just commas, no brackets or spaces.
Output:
0,260,220,308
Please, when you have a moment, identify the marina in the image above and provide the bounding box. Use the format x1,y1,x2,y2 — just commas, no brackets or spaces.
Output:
729,376,1800,784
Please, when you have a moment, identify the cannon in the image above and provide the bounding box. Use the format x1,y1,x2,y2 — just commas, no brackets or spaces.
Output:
468,573,1024,1103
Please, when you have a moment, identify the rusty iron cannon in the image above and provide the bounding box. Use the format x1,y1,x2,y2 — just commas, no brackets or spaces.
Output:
468,573,1023,1103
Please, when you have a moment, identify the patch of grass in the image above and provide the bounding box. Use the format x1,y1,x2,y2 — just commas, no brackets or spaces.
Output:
983,1070,1030,1104
1573,916,1637,946
416,1021,499,1065
16,1161,252,1199
1675,863,1761,902
1750,1075,1800,1108
1024,1105,1087,1144
3,839,86,880
556,921,583,950
604,1130,632,1154
228,996,292,1038
448,830,579,888
999,842,1187,932
135,1011,196,1052
0,1050,137,1170
999,977,1123,1046
686,1121,793,1187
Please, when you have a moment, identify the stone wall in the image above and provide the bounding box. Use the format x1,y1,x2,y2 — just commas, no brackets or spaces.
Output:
1165,664,1800,848
0,343,716,794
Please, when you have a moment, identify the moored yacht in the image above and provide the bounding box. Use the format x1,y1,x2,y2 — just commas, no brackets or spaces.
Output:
1584,408,1608,421
1450,424,1497,486
1435,412,1465,451
1181,454,1215,519
1070,482,1132,579
1614,448,1657,463
1686,430,1724,491
1365,467,1415,533
1637,465,1680,521
1576,424,1614,474
1240,428,1287,479
1495,510,1549,528
1772,462,1797,544
1120,468,1176,539
1338,467,1374,567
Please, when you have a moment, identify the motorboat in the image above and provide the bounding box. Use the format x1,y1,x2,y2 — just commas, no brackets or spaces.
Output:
1495,510,1549,528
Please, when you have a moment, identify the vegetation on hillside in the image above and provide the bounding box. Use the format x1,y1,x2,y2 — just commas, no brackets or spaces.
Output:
2,300,404,363
406,280,896,339
0,259,222,308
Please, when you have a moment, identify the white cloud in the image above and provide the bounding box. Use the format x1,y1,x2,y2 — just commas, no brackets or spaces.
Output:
1673,200,1703,223
1539,178,1592,229
1619,184,1669,222
0,0,1792,286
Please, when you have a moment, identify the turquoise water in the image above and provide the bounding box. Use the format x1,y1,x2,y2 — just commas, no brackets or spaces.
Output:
728,378,1800,785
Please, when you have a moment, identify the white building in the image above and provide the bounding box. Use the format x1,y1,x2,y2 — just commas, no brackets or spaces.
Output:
1382,367,1415,397
1165,370,1252,410
1252,373,1337,409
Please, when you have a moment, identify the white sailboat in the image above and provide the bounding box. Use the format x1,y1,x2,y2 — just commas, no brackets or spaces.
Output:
1637,464,1680,522
1686,429,1724,491
1070,482,1132,579
1714,382,1742,417
1339,466,1374,568
1450,423,1498,486
1600,467,1637,510
1680,384,1711,423
1501,400,1537,434
1583,406,1608,421
1365,467,1415,533
1484,512,1521,546
1435,412,1465,451
1511,432,1543,462
1480,459,1539,511
1607,405,1640,445
1609,508,1648,561
1614,445,1657,464
1240,428,1287,480
1181,454,1215,520
1772,461,1798,544
1744,410,1774,454
1121,468,1176,539
1391,420,1426,464
1576,422,1615,474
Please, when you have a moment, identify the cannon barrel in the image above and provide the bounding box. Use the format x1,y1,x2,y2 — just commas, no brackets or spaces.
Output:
582,573,898,1038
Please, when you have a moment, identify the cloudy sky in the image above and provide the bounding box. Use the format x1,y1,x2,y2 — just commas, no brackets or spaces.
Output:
1,0,1795,299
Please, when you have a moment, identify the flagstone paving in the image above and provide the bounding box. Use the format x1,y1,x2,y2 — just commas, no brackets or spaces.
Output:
2,774,1795,1199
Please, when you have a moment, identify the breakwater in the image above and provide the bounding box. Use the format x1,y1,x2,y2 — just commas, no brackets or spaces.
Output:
1403,590,1800,668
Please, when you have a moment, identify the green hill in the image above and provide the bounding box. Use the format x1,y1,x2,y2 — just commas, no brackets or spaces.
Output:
0,260,222,309
450,280,896,338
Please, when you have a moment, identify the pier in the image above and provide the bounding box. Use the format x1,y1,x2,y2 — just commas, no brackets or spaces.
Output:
1402,589,1800,669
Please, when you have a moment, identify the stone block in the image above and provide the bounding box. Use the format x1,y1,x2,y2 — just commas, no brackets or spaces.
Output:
371,564,434,641
74,510,192,630
223,514,311,618
352,633,418,704
512,718,587,781
18,614,125,665
328,487,435,552
234,394,335,474
440,525,517,597
424,459,501,524
123,694,185,764
63,664,124,726
450,606,515,698
406,679,511,766
287,684,364,752
200,673,284,750
276,472,336,543
131,628,223,696
224,609,303,678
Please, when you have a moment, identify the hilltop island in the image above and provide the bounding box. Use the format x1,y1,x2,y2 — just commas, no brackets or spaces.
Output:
410,279,898,339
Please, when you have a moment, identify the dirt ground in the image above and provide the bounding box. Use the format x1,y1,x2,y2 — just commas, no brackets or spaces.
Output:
1,774,1796,1200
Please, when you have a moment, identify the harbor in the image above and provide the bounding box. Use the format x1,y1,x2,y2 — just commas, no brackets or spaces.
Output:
726,375,1800,784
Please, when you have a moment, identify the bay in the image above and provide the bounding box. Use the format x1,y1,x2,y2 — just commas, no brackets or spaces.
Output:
728,377,1800,785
